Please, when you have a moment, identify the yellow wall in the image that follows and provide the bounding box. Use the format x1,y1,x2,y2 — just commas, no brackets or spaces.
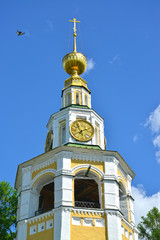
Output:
32,162,57,179
71,212,107,240
27,215,54,240
71,159,104,175
117,169,127,186
121,220,133,240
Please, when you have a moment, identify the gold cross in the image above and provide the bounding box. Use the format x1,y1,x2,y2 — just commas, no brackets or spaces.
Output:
69,18,80,35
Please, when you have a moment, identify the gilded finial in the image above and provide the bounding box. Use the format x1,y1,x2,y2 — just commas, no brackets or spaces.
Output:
62,18,87,76
69,18,80,52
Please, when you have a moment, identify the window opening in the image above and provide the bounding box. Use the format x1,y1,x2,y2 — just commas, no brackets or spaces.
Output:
67,93,71,106
74,174,100,209
61,124,66,144
36,182,54,215
76,92,80,104
85,95,88,106
119,183,128,220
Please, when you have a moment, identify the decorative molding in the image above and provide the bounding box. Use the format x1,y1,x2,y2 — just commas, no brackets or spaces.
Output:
32,157,56,174
30,225,36,235
17,219,28,225
22,166,32,174
72,153,103,162
72,208,104,216
117,176,126,189
127,174,132,183
95,218,105,227
118,164,127,180
55,169,72,177
28,210,54,224
83,218,93,226
31,168,56,188
46,219,53,229
121,217,135,231
103,174,118,182
71,164,104,178
72,217,81,226
113,157,119,166
38,222,45,232
105,209,123,219
55,151,73,160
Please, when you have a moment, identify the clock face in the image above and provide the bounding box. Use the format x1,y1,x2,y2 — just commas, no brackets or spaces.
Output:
45,131,53,152
70,119,94,142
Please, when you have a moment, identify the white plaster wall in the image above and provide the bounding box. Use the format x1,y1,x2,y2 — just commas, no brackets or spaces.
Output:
28,189,39,218
56,152,71,171
16,220,27,240
47,106,105,149
104,180,119,209
54,208,71,240
106,211,122,240
104,156,118,176
54,175,72,208
22,166,32,190
134,230,139,240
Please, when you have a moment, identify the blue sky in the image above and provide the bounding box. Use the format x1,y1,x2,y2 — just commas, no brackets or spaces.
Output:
0,0,160,224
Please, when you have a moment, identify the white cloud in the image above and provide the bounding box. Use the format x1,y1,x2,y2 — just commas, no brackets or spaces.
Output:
85,58,95,74
132,185,160,225
145,105,160,133
145,105,160,163
108,54,120,64
153,135,160,148
155,150,160,163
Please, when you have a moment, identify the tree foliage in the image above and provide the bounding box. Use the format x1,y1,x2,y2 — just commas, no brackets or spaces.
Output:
0,181,18,240
138,207,160,240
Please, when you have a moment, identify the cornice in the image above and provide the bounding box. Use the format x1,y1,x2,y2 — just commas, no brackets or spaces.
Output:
32,157,56,174
72,153,103,162
28,210,54,224
72,208,104,216
105,209,123,219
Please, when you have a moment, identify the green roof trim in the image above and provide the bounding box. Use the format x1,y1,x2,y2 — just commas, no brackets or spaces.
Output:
60,104,90,111
65,142,101,150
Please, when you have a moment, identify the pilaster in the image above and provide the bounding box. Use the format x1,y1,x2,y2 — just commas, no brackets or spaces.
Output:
103,156,119,209
106,210,122,240
16,220,27,240
54,207,71,240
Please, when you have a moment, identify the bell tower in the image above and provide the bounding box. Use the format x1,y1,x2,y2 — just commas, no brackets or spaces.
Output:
15,19,139,240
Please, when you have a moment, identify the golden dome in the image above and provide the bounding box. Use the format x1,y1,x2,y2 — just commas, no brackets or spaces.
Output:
62,52,87,76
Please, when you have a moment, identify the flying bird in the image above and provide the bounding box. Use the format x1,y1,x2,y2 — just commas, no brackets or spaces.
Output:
17,30,25,36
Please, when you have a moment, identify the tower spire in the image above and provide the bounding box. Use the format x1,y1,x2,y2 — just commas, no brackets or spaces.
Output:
69,18,80,52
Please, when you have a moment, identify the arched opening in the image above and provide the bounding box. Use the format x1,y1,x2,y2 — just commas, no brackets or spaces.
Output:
74,171,101,209
36,182,54,215
95,126,99,145
119,182,128,220
61,123,66,144
85,95,88,106
66,93,71,106
76,92,80,104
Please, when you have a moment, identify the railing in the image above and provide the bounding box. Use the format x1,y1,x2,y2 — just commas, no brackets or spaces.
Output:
35,205,54,216
75,201,100,209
